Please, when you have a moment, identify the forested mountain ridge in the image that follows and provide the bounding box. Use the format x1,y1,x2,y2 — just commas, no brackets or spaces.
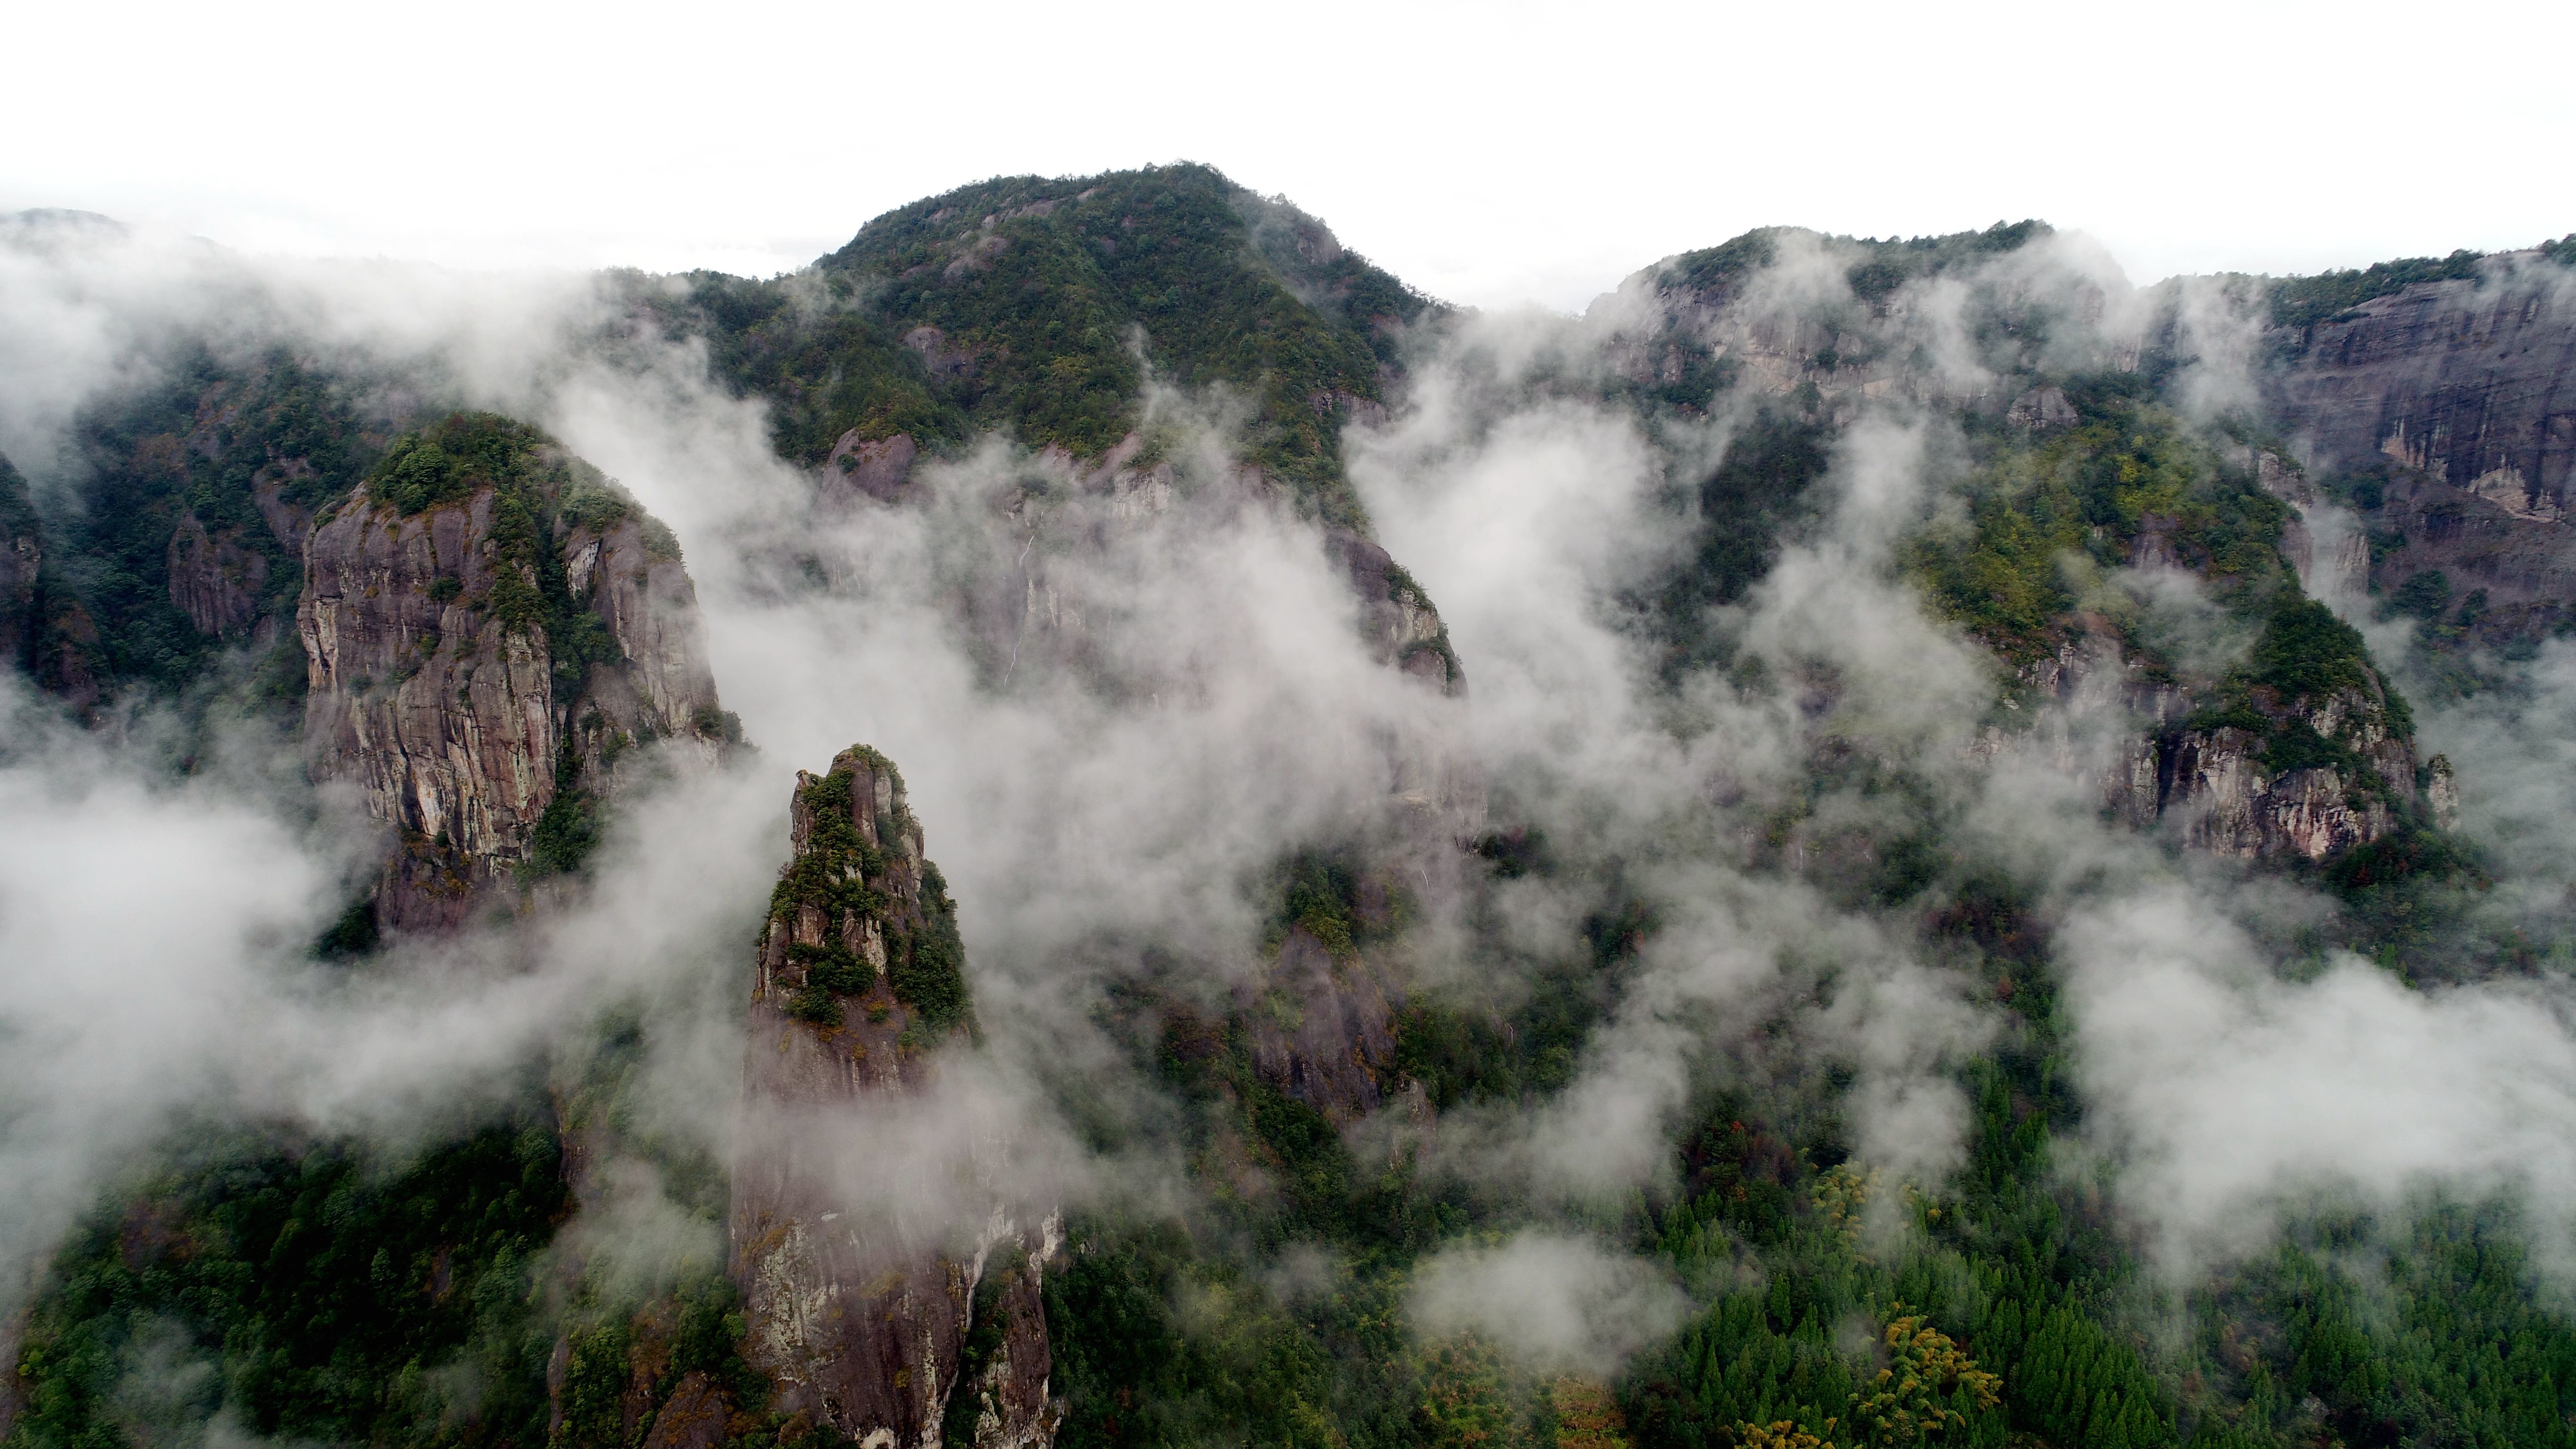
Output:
2,176,2574,1449
647,163,1436,529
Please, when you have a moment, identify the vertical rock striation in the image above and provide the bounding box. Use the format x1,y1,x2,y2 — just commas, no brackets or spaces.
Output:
2264,256,2576,629
298,412,729,933
2268,257,2576,515
731,747,1056,1449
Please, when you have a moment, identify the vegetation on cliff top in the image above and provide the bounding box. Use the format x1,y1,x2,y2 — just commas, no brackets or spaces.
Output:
1905,388,2294,663
2261,236,2576,329
1654,220,2051,304
767,747,970,1031
363,411,714,884
17,180,2576,1449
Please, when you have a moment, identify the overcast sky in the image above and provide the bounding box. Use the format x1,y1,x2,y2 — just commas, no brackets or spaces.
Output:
9,0,2568,311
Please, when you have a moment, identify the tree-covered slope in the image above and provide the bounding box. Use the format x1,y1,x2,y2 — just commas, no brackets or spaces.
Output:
19,347,380,709
660,163,1438,526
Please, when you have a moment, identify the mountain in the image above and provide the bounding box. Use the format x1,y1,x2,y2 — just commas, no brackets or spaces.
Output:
3,178,2576,1449
657,164,1433,527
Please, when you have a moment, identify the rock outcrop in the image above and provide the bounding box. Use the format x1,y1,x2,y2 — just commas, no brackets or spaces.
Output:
2148,692,2416,860
1237,915,1405,1127
2014,637,2420,862
822,431,921,507
166,511,269,639
163,459,324,644
2269,255,2576,514
2264,255,2576,631
298,412,729,934
730,746,1056,1449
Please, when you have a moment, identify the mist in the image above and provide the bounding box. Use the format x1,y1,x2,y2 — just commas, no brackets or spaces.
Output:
8,205,2576,1415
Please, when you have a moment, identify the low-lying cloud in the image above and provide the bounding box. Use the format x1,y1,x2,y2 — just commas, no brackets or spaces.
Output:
1409,1232,1689,1377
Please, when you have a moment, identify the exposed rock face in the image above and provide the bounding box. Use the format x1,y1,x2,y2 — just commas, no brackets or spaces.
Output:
1602,225,2137,418
2007,385,2079,431
637,1372,734,1449
2266,258,2576,628
166,512,268,638
2426,753,2461,831
2270,258,2576,511
824,431,922,507
161,461,322,644
1237,922,1404,1127
1326,525,1460,695
2016,641,2419,862
731,747,1056,1449
797,420,1482,1132
298,418,726,933
2152,707,2410,861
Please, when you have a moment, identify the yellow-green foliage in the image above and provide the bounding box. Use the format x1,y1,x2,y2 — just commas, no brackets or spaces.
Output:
1812,1164,1881,1244
1733,1421,1837,1449
1415,1336,1535,1449
1846,1309,2001,1446
1551,1377,1633,1449
1906,400,2289,662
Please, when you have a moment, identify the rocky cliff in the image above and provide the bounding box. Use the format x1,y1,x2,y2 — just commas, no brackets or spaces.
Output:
2016,632,2419,863
298,411,730,933
2263,253,2576,635
730,746,1056,1449
1899,395,2431,866
1236,857,1417,1127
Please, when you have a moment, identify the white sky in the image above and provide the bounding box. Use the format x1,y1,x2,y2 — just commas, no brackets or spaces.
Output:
8,0,2569,312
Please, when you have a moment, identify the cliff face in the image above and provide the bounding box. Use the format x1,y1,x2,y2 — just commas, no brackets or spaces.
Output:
730,747,1055,1449
1238,915,1405,1127
165,466,316,644
2270,257,2576,513
2016,635,2419,863
2155,715,2407,859
2265,257,2576,631
298,413,728,934
166,511,270,640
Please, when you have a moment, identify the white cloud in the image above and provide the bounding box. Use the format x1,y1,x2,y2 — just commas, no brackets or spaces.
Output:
1409,1232,1687,1376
